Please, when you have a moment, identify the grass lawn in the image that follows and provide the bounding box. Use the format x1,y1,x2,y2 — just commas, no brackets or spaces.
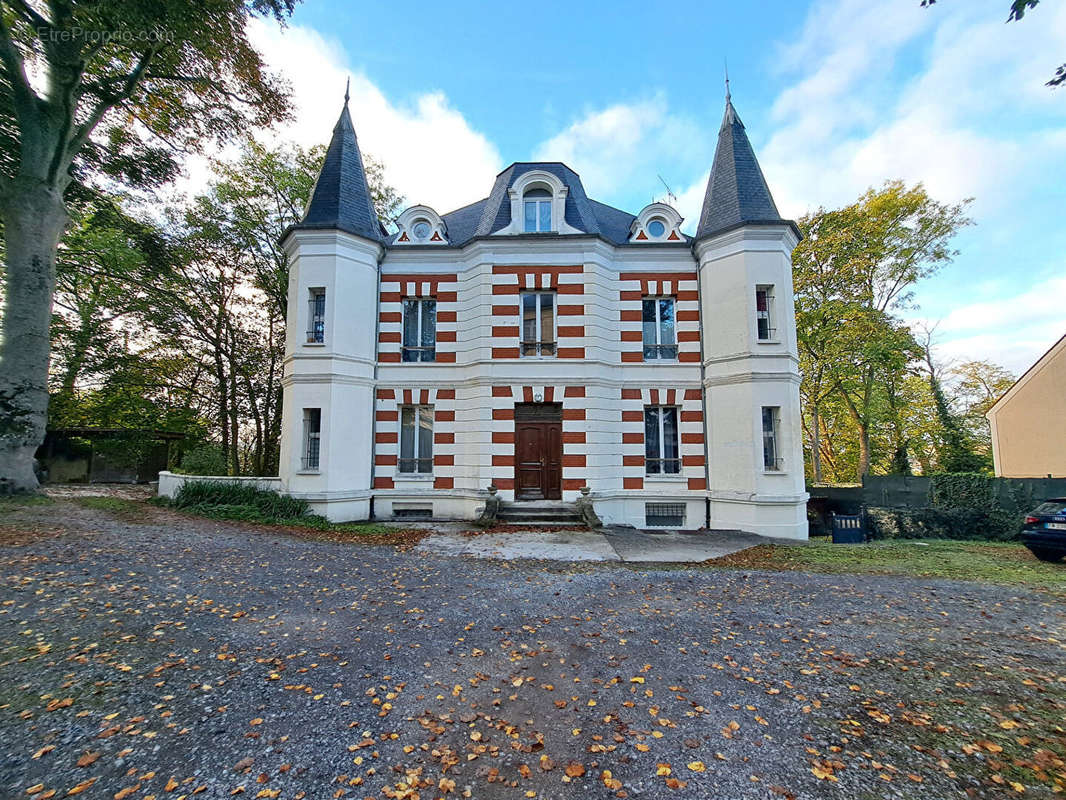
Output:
711,538,1066,593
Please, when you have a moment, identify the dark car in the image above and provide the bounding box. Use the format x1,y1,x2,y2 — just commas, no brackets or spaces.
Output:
1022,498,1066,562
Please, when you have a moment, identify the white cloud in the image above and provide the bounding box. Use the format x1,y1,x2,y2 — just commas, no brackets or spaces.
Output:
532,95,706,214
761,0,1066,220
909,272,1066,374
171,20,503,215
760,0,1066,371
248,20,503,213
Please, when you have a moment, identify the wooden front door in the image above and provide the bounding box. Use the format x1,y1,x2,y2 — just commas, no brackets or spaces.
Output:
515,404,562,500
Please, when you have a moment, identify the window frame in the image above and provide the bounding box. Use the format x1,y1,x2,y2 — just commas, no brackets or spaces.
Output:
762,406,783,472
643,405,681,475
641,296,678,360
755,284,776,342
402,297,437,362
523,188,553,233
398,405,434,475
301,408,321,471
519,290,557,357
307,288,326,344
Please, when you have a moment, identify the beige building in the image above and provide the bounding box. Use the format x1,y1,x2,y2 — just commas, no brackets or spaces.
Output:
986,332,1066,477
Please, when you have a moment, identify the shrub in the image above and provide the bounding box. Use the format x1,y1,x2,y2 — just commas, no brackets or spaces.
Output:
866,505,1021,542
172,480,317,524
176,446,228,476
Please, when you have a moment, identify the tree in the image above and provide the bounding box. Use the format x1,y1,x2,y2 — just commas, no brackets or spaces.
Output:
922,0,1065,88
147,141,402,475
951,359,1016,457
0,0,298,493
794,181,972,480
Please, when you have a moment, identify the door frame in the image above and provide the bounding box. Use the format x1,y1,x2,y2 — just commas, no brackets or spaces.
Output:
514,403,563,501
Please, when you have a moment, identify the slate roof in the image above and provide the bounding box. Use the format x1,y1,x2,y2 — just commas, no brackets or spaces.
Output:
296,100,384,242
696,97,794,241
406,162,684,248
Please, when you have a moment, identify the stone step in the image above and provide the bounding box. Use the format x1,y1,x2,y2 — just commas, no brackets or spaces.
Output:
497,503,583,525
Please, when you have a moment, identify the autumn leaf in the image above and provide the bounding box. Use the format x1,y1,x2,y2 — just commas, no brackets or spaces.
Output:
75,752,100,768
656,763,672,776
565,762,585,778
687,761,706,773
664,778,688,789
811,762,838,782
114,785,140,800
65,778,98,795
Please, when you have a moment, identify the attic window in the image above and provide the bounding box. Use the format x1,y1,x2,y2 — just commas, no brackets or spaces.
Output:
523,187,552,233
412,220,431,241
647,218,666,238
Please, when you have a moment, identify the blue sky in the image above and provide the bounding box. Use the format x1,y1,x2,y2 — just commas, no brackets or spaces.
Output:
238,0,1066,373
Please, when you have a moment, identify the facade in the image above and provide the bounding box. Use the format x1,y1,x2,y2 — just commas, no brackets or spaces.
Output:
278,92,808,538
986,332,1066,478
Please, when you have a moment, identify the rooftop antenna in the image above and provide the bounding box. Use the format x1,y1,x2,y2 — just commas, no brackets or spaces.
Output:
657,174,678,207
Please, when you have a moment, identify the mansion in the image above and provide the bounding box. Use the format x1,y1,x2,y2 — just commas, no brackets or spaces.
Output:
277,93,808,539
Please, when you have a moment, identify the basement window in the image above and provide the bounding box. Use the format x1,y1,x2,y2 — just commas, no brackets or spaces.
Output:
392,504,433,519
645,503,685,527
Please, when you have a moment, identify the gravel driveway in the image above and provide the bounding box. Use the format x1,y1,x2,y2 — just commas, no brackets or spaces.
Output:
1,499,1064,799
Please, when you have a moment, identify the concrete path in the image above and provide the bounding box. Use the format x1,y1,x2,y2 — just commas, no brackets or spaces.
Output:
415,524,767,562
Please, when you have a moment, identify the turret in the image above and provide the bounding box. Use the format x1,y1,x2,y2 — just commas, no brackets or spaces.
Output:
278,85,384,521
694,92,808,539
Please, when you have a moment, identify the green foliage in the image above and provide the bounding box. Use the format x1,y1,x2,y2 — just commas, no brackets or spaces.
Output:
165,479,395,534
864,473,1033,541
794,181,976,481
176,446,228,476
867,506,1021,542
172,480,313,520
929,472,999,511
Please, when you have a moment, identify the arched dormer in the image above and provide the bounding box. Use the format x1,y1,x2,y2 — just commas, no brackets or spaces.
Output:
630,202,684,243
395,205,448,244
495,170,582,236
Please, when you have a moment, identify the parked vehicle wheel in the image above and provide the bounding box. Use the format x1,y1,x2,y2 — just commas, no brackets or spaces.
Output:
1027,547,1065,563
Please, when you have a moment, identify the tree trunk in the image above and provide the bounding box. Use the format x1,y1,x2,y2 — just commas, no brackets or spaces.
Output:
810,403,823,484
0,179,69,493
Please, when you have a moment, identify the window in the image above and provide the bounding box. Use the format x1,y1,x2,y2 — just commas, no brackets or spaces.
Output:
647,218,666,237
756,285,775,341
523,187,552,232
646,503,685,527
402,298,436,362
412,220,431,241
642,297,677,360
307,289,326,343
520,291,556,356
762,406,781,471
644,406,680,474
302,408,321,470
399,406,433,474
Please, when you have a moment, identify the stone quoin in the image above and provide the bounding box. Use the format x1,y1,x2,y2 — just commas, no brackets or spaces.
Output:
277,89,808,538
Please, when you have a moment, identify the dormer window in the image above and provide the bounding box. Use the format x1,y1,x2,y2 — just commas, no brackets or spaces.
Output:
523,188,552,233
630,203,684,243
412,220,431,241
395,205,448,245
